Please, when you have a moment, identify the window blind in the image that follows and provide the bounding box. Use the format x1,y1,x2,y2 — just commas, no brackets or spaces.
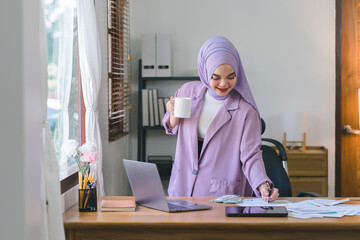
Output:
108,0,131,141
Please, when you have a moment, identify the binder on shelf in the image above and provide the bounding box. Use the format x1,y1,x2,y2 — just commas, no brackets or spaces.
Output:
148,89,155,127
141,33,156,77
158,98,165,121
156,34,171,77
141,89,149,126
152,89,160,126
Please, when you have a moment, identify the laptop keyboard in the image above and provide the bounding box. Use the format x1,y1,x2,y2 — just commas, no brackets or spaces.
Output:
168,202,191,210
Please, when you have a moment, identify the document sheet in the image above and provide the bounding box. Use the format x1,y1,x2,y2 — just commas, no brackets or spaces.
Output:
236,198,360,219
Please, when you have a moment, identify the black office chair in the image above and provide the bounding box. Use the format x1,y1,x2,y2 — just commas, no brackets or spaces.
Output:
260,118,292,197
260,118,322,197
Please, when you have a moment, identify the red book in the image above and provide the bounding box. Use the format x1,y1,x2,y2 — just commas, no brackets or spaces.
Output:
101,199,136,212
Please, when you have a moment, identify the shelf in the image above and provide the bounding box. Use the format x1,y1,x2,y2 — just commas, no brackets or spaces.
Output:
138,59,198,162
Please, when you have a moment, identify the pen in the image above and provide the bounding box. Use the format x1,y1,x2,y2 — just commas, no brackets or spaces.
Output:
268,182,273,203
78,172,83,190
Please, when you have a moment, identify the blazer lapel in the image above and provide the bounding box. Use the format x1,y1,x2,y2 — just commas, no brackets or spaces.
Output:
187,85,206,169
199,91,240,160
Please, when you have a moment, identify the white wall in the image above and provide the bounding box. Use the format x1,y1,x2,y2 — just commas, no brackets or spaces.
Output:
130,0,336,196
0,0,44,239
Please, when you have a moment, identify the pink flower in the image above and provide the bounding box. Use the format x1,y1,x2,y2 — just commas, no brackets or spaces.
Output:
80,152,97,163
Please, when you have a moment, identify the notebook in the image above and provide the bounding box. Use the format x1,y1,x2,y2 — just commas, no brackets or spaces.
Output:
123,159,212,212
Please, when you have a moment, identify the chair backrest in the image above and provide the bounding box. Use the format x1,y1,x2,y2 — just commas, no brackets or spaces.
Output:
261,119,292,197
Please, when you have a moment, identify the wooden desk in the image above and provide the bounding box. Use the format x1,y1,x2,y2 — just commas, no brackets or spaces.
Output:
63,196,360,240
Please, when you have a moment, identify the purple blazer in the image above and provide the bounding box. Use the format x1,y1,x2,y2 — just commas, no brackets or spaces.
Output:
162,81,271,197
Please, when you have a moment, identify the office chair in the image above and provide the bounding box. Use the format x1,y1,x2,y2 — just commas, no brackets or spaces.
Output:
260,118,322,197
260,119,292,197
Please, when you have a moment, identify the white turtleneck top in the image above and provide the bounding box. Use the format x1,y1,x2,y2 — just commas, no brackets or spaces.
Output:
197,90,225,140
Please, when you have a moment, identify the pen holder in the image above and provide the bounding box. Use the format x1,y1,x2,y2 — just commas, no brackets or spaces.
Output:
78,187,97,212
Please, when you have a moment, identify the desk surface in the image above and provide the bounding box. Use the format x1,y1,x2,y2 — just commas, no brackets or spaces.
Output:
63,196,360,240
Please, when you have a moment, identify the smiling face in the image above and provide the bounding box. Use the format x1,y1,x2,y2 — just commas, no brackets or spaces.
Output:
210,64,237,97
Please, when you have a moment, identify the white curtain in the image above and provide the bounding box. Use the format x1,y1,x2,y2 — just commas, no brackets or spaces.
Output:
55,1,74,168
56,3,74,167
40,1,66,240
77,0,104,196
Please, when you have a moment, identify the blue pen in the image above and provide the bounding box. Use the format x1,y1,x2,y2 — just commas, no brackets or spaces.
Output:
268,183,273,203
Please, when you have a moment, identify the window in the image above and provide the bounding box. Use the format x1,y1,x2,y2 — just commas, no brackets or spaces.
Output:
108,0,131,141
44,0,79,180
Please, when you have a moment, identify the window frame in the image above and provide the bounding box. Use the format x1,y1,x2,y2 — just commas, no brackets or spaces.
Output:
60,63,86,193
44,0,82,192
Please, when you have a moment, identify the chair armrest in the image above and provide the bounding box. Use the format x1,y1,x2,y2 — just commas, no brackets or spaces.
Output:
296,192,324,197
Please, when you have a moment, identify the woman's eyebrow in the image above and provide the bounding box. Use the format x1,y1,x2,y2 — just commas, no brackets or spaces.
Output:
212,72,236,77
227,72,236,77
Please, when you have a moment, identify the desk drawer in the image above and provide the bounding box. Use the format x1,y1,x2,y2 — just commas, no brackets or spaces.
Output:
290,177,328,197
287,155,327,176
287,147,328,177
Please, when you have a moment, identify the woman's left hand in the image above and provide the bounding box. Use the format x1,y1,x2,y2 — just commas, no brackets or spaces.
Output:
259,182,279,202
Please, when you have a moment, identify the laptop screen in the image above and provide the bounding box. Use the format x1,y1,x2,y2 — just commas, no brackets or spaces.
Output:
123,159,170,211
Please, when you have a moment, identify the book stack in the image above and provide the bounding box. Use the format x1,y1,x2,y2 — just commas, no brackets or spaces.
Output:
100,199,136,212
142,88,169,127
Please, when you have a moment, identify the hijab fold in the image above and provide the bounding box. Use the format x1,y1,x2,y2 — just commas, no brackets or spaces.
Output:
197,36,259,114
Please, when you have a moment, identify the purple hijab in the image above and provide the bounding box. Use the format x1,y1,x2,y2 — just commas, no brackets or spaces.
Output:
197,36,259,114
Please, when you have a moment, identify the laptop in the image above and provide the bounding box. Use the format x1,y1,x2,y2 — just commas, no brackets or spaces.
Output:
123,159,212,212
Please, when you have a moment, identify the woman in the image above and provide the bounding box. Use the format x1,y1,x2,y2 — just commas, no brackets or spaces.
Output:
162,36,279,202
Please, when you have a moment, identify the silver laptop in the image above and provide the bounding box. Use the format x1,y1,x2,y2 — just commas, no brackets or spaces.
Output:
123,159,212,212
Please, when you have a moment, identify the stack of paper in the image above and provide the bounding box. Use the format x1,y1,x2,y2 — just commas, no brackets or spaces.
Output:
285,199,360,219
236,198,360,219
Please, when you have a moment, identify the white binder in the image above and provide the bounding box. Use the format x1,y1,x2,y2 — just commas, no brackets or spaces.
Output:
156,33,171,77
158,98,165,121
152,89,160,126
148,89,155,127
141,33,156,77
141,89,149,126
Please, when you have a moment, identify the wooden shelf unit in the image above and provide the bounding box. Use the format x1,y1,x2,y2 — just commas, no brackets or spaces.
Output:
286,146,328,196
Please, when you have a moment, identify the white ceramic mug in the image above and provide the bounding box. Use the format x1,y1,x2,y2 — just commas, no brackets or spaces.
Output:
174,97,191,118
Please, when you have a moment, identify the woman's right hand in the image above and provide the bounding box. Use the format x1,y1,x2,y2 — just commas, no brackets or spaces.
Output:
166,97,179,128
